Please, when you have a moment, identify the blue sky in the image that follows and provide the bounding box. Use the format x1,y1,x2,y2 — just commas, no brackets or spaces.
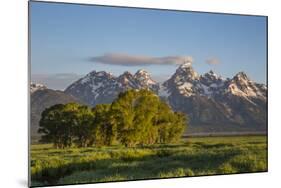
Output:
30,1,267,90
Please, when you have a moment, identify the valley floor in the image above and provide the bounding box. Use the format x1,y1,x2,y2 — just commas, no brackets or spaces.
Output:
30,136,267,187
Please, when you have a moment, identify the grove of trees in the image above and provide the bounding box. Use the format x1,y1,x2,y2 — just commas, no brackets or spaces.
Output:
38,89,188,148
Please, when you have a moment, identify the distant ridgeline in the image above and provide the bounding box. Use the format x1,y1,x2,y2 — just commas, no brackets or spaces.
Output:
31,62,267,139
38,90,187,148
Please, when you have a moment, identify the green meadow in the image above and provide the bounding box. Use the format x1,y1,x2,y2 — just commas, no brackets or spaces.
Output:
30,135,267,187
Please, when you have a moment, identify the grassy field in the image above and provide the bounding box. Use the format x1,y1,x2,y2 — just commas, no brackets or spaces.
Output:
30,136,267,187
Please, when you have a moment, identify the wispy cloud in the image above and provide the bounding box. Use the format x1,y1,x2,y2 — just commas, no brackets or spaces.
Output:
89,53,192,66
206,57,220,65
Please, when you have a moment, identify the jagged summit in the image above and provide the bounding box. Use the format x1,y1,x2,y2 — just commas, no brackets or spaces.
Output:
233,71,250,82
161,63,266,99
174,63,199,82
162,64,200,97
179,61,192,69
158,63,267,127
200,70,224,88
65,69,158,106
135,69,148,75
226,72,266,99
202,70,219,80
118,71,134,80
63,63,267,129
80,70,113,83
79,70,114,86
134,69,156,85
177,61,194,71
121,71,132,76
91,70,113,77
117,71,137,88
204,70,218,78
134,69,150,79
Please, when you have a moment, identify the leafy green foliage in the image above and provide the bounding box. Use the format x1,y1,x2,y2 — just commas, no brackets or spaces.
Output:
39,90,187,148
111,90,187,147
91,104,117,146
38,103,83,148
73,105,94,147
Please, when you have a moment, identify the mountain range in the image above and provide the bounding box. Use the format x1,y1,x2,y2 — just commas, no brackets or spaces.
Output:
31,62,267,136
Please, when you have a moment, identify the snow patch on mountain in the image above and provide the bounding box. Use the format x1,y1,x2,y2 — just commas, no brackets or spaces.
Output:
30,83,47,94
65,69,159,106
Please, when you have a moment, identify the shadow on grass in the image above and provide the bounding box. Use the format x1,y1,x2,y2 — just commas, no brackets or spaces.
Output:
139,144,188,149
194,143,235,149
31,146,241,186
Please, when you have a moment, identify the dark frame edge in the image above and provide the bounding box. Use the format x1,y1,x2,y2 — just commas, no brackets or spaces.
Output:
28,1,31,187
29,0,268,18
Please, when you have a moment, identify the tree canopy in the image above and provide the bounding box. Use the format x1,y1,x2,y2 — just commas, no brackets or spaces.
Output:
38,90,188,148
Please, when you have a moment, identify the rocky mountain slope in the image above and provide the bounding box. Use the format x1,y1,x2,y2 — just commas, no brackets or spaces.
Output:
30,84,81,137
31,62,267,135
159,62,267,131
64,70,158,106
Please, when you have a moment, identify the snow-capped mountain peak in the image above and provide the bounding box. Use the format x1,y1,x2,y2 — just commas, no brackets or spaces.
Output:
65,69,159,106
134,69,156,85
80,71,113,84
176,62,199,81
135,69,148,75
161,63,267,100
30,83,47,93
204,70,219,79
134,69,150,79
117,71,137,88
64,63,267,129
226,72,265,99
162,63,201,97
200,70,224,88
179,61,192,69
232,71,251,84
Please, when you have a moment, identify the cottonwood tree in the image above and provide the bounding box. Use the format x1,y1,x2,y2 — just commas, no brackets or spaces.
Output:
38,103,81,148
38,90,188,148
111,90,187,147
